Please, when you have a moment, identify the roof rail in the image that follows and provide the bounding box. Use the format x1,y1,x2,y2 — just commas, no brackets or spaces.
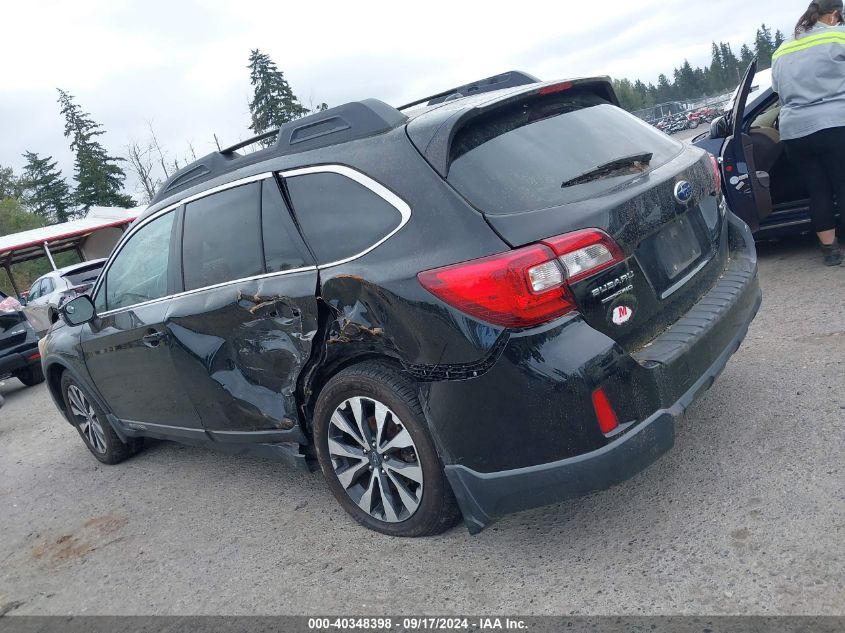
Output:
398,70,540,110
220,129,280,154
150,99,407,205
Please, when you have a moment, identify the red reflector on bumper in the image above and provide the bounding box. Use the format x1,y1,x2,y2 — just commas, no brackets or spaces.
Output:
27,352,41,361
592,387,619,434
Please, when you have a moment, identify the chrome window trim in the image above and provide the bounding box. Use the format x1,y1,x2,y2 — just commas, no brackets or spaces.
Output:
90,165,412,318
278,164,412,269
95,265,319,318
181,171,273,205
90,173,276,312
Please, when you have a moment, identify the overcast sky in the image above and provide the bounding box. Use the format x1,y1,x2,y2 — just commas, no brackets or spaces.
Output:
1,0,798,200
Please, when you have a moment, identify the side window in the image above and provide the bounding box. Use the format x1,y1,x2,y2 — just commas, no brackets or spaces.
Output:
42,278,55,295
27,280,43,301
285,172,403,264
182,183,263,291
100,211,176,311
26,279,41,301
261,179,310,272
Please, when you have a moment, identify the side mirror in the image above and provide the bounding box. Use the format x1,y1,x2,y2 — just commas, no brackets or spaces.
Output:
709,115,728,140
61,295,96,327
17,295,27,306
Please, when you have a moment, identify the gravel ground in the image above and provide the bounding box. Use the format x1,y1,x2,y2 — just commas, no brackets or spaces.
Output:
0,234,842,616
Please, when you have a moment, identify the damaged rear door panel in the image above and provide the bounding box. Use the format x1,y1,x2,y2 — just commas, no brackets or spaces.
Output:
167,177,319,441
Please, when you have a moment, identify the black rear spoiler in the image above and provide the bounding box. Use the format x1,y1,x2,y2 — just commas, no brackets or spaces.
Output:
398,71,541,110
406,77,619,177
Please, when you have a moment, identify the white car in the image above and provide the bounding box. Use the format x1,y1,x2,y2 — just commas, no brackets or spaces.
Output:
22,259,106,336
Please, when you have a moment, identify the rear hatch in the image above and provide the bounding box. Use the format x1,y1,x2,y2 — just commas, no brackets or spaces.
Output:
61,260,105,299
409,82,726,350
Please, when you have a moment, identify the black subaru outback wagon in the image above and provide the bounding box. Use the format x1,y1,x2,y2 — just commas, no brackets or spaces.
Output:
43,71,761,536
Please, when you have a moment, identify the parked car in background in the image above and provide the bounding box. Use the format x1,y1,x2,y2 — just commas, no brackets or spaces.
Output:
693,63,821,238
43,71,760,536
0,292,44,387
22,259,106,336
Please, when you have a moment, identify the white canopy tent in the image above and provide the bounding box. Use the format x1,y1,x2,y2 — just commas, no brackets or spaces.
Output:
0,206,141,296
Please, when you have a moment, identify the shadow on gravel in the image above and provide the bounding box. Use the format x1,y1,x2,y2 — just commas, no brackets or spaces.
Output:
755,232,821,260
0,379,40,404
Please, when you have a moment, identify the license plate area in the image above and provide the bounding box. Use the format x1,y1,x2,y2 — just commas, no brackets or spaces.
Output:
636,208,713,299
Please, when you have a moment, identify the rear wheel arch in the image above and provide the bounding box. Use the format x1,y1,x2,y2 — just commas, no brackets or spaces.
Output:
46,363,69,418
300,353,406,436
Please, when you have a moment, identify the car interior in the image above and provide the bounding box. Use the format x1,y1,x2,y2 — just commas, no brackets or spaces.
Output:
747,96,810,210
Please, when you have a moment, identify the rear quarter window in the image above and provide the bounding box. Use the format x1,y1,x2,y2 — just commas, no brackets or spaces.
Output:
447,92,683,214
285,171,403,265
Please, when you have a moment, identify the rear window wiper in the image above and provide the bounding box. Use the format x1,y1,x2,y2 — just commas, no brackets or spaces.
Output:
561,152,653,188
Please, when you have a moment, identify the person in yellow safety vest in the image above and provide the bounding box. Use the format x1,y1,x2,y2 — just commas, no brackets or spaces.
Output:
773,0,845,266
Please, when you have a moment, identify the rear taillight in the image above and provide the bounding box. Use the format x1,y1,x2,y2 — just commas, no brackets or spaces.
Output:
72,284,92,294
709,153,721,195
541,230,624,283
417,229,623,328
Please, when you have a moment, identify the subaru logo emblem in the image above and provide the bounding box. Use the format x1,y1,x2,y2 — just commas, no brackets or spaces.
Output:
674,181,693,204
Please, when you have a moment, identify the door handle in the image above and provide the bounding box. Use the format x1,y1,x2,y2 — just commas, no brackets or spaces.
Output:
142,329,165,348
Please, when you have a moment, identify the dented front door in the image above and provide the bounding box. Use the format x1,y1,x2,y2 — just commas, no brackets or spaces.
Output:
166,271,319,437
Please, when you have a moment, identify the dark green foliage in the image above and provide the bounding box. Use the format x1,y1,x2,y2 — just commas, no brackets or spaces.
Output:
20,151,73,223
0,197,49,296
247,49,310,143
0,165,23,200
0,196,43,236
740,44,755,67
613,23,783,112
754,24,777,70
57,89,135,212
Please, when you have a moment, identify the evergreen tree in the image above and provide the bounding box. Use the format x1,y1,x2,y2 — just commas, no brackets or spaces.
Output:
0,165,21,200
740,44,755,67
57,89,135,213
755,24,776,69
656,73,674,103
247,49,309,142
673,61,702,101
20,151,73,223
774,29,786,48
708,43,724,93
719,42,741,86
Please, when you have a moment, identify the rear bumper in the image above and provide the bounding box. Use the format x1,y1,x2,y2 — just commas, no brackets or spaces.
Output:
0,344,41,377
447,284,759,533
438,213,761,533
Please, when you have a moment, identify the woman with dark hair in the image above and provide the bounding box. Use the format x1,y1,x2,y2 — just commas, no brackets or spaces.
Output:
772,0,845,266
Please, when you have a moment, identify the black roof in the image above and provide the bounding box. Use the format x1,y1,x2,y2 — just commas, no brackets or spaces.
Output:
150,98,407,205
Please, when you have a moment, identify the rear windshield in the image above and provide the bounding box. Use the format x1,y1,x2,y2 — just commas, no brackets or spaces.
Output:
63,263,104,286
447,92,683,214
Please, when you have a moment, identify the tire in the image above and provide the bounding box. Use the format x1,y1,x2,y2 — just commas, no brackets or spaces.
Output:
15,365,45,387
60,372,138,464
313,362,461,537
49,309,59,324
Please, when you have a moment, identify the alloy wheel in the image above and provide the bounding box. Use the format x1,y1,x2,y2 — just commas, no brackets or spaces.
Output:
327,396,423,523
67,385,107,454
